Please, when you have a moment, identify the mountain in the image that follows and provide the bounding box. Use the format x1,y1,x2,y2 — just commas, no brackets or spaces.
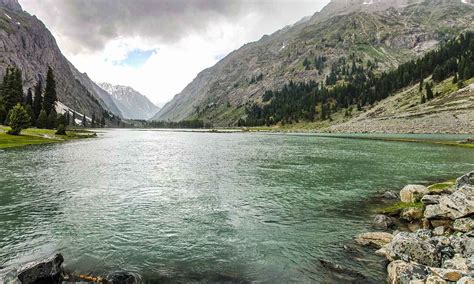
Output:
98,83,159,120
0,0,121,119
152,0,474,126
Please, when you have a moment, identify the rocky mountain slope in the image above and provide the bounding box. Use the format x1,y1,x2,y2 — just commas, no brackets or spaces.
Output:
0,0,121,119
98,83,159,120
328,78,474,134
152,0,474,126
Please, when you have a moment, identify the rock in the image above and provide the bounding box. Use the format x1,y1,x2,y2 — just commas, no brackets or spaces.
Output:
401,207,424,222
384,191,399,200
355,232,394,248
385,230,443,267
387,260,430,284
407,222,421,232
17,254,64,284
450,234,474,258
318,259,367,282
106,272,137,284
422,218,431,229
457,276,474,284
455,172,474,190
373,214,394,230
453,217,474,233
425,274,447,284
430,219,452,229
400,185,428,203
442,254,471,273
433,226,445,236
424,185,474,220
422,194,441,205
429,268,463,282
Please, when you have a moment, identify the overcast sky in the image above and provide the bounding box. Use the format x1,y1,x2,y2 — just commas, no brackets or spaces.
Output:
19,0,330,106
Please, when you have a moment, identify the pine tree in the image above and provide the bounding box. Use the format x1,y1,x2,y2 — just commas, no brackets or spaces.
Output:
91,113,96,128
25,104,35,125
47,109,57,129
426,83,434,101
32,80,43,119
25,88,33,106
36,109,48,129
100,117,105,128
43,66,57,115
72,111,76,126
66,111,70,126
419,78,424,92
82,113,86,127
2,67,24,112
452,73,458,84
6,104,30,135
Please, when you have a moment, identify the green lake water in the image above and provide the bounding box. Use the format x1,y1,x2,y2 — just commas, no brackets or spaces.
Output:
0,130,473,282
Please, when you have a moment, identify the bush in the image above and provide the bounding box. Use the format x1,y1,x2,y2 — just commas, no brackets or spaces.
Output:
6,104,30,135
55,124,66,135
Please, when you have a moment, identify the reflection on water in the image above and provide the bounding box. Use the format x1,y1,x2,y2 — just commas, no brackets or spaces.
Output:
1,130,473,282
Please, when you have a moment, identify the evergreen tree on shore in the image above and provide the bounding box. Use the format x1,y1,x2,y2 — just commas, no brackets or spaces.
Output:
32,80,43,119
1,67,24,112
43,67,57,115
6,104,30,135
36,109,48,129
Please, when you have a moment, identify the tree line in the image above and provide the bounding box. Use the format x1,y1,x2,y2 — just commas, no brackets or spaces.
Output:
240,32,474,126
0,66,108,135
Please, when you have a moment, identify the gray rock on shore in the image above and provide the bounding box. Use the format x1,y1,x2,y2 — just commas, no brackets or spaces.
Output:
17,254,64,284
400,185,428,203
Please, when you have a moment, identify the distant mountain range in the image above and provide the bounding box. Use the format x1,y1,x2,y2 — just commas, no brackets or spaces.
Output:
99,83,159,120
152,0,474,126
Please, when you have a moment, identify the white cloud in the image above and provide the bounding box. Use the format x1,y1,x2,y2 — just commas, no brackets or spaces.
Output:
19,0,330,106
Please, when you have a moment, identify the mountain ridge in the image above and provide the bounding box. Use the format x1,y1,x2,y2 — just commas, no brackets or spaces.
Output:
152,0,474,126
99,82,159,120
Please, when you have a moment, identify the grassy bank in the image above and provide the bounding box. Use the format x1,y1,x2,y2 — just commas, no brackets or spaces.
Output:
0,126,96,149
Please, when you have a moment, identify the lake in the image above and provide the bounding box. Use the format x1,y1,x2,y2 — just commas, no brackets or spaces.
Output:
1,130,473,282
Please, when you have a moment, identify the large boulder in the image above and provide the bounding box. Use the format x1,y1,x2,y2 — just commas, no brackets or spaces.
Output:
373,214,394,230
450,234,474,258
387,260,430,284
424,185,474,220
400,185,428,203
355,232,394,248
442,254,472,273
453,217,474,233
17,254,64,284
384,230,443,267
455,171,474,190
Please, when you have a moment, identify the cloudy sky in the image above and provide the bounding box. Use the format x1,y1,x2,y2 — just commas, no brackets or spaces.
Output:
19,0,330,106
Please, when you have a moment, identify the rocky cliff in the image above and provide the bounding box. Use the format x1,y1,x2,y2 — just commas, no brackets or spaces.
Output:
152,0,474,126
0,0,121,118
99,83,159,120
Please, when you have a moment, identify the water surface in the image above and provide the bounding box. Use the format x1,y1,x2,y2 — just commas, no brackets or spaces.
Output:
1,130,473,282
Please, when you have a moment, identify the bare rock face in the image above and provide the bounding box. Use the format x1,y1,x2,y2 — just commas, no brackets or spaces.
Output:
0,1,120,118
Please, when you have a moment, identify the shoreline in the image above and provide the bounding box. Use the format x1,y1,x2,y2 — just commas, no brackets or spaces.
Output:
0,126,97,150
355,172,474,283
